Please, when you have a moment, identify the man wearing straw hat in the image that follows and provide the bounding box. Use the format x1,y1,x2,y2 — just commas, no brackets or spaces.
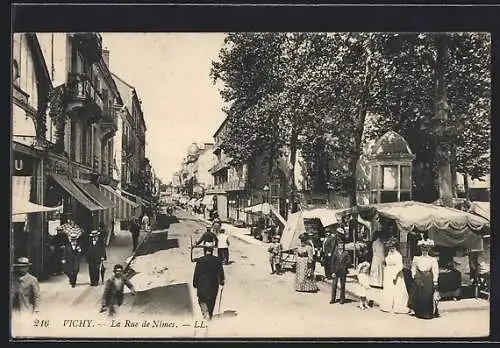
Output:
12,257,40,314
86,228,106,286
62,224,84,288
193,243,225,320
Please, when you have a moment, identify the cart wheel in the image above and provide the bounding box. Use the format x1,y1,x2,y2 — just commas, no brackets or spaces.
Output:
190,235,195,262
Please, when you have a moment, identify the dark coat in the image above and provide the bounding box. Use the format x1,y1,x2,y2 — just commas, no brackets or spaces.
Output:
196,231,218,246
130,219,140,235
62,240,83,274
193,254,225,299
86,236,106,262
323,234,340,255
330,249,352,275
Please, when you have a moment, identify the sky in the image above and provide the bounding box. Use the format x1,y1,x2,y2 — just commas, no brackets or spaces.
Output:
101,33,227,184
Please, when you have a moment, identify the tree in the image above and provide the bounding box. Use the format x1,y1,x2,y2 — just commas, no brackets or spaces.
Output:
366,33,490,202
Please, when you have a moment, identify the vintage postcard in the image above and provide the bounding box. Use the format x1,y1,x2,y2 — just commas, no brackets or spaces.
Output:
10,30,491,339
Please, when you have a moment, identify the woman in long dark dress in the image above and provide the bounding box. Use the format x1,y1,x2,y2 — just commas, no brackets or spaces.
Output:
408,238,440,319
294,234,319,292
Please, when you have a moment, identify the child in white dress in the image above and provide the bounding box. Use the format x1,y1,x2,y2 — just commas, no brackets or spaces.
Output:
356,249,371,310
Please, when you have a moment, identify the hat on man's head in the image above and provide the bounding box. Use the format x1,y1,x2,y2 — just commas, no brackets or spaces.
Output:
90,230,100,237
13,257,32,267
113,264,124,271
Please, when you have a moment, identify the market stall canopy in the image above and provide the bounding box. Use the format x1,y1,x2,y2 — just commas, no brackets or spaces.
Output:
201,195,214,206
340,201,489,249
301,208,342,227
243,203,286,225
280,211,307,252
470,201,490,222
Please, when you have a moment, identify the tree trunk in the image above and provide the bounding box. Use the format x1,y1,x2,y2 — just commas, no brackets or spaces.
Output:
463,172,470,200
435,35,453,208
289,129,298,213
450,143,458,198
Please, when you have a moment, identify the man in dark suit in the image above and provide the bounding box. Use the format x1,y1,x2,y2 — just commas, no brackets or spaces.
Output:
62,230,83,288
86,229,106,286
192,244,225,320
130,218,141,251
322,227,341,279
196,225,218,247
329,236,351,304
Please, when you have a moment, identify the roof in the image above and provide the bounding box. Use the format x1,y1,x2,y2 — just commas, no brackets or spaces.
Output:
111,72,147,131
370,130,413,158
213,116,229,138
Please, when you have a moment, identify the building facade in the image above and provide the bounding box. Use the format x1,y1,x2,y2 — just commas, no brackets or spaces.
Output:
12,33,53,277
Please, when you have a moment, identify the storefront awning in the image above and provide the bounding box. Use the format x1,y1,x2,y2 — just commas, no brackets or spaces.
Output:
100,185,140,220
12,176,63,222
74,180,116,209
49,173,105,212
12,199,63,216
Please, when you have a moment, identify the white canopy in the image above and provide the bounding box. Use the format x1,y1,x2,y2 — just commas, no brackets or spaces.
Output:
470,201,490,222
12,199,62,216
301,208,342,227
243,203,286,225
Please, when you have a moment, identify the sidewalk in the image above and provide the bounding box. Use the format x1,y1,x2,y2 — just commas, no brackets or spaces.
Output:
191,213,489,314
39,229,144,311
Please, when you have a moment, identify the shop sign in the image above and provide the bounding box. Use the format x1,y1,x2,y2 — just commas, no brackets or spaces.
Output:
13,152,34,176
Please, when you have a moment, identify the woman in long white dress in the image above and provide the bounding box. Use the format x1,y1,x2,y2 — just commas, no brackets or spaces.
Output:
380,238,409,314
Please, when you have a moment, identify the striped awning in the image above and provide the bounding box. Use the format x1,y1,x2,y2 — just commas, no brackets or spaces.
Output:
100,185,140,220
50,173,105,211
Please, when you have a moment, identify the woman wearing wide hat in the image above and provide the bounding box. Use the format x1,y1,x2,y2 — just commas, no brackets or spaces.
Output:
380,237,409,314
294,233,319,292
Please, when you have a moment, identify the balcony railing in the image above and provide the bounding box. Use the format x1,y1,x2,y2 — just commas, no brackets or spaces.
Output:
208,157,232,174
67,73,104,112
71,33,103,64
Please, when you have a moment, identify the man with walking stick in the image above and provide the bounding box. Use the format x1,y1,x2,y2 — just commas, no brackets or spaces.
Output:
193,242,225,320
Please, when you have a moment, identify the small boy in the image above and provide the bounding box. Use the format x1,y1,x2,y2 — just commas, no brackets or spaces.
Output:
100,264,136,316
268,235,283,275
356,250,371,310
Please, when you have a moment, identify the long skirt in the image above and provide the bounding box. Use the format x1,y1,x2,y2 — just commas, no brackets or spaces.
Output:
295,256,318,292
408,270,436,319
380,272,409,314
370,256,384,288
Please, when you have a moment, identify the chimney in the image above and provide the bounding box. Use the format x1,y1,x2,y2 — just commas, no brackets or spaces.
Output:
102,47,110,67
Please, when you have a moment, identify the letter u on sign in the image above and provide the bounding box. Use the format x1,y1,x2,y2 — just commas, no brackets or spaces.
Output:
14,159,23,171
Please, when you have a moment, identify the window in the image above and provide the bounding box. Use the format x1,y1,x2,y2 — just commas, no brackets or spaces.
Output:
400,166,411,190
382,165,398,190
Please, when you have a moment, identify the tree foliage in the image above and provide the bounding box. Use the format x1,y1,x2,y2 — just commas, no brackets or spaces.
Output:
211,32,490,207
